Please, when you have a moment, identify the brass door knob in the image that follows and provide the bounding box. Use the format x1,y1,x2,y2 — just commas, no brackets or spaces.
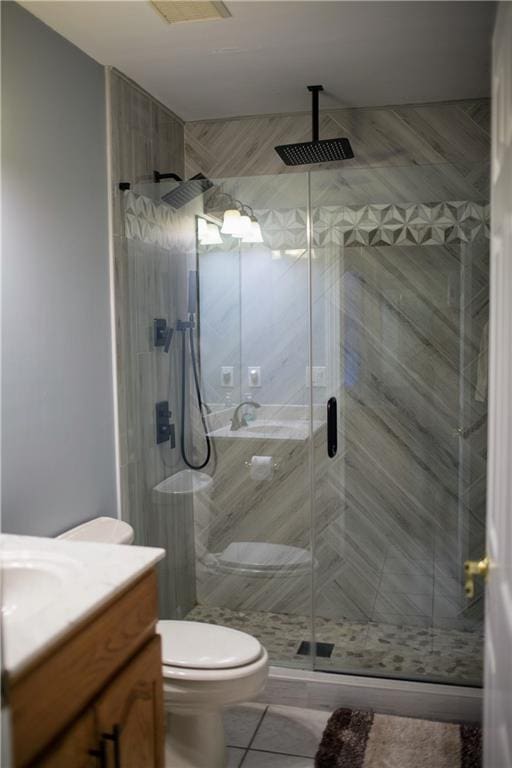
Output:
464,556,490,599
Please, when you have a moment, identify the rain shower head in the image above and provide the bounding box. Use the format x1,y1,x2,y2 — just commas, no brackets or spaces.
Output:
276,136,354,166
275,85,354,166
154,171,214,209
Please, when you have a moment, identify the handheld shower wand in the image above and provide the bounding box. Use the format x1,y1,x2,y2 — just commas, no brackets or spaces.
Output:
162,270,213,471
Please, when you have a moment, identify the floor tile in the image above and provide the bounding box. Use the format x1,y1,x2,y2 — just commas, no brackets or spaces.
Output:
224,703,267,748
251,705,329,758
228,747,247,767
242,751,314,767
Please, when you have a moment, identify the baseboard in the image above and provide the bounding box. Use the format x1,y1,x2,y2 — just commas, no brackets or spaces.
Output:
256,665,482,723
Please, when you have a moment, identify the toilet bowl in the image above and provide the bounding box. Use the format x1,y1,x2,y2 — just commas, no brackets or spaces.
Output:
58,516,269,768
159,620,268,768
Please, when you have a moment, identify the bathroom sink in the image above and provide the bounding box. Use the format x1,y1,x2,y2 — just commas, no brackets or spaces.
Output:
0,550,82,625
209,419,322,441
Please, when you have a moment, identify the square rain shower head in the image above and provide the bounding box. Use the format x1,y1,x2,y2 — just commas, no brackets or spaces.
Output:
161,174,214,209
275,137,354,166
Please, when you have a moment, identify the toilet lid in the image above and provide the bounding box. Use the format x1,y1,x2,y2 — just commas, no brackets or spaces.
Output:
56,517,134,544
158,620,262,669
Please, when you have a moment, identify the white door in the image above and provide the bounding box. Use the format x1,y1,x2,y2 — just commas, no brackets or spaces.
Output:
484,3,512,766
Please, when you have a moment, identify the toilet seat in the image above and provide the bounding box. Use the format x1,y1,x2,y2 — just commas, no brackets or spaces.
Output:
158,620,261,670
56,516,134,544
157,619,268,683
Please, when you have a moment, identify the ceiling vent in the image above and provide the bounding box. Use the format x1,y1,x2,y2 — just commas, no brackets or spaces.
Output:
151,1,231,24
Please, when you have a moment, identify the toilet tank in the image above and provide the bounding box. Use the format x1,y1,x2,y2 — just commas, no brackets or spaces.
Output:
57,516,134,545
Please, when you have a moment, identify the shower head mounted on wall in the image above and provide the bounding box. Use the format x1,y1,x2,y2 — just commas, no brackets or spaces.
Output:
154,171,214,209
275,85,354,166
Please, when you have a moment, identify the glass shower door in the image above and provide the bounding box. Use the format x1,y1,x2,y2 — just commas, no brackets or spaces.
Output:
192,173,316,667
309,164,489,685
122,163,488,685
123,171,322,669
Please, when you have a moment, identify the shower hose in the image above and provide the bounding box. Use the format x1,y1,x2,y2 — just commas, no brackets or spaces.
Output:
180,321,213,471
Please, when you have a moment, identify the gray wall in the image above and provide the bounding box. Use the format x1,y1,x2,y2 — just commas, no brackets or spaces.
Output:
1,2,117,536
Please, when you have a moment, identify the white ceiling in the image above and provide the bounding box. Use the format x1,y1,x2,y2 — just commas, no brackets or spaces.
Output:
21,1,495,121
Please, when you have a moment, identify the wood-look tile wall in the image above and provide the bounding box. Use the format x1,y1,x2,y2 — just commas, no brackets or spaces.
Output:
111,77,490,633
185,98,490,179
183,97,490,633
110,69,197,618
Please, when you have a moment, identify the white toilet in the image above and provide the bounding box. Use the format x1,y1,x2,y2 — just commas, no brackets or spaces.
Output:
159,620,268,767
58,516,269,768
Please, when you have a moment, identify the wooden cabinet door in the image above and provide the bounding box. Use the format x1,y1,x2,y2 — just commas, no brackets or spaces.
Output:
94,636,165,768
33,710,98,768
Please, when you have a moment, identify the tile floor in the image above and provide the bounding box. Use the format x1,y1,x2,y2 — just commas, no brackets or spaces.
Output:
186,605,483,685
224,703,330,768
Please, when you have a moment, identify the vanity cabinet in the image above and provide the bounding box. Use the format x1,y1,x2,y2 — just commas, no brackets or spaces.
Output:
94,637,164,768
36,712,97,768
7,569,165,768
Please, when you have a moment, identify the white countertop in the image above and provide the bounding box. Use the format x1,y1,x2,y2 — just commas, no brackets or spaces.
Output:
0,534,165,677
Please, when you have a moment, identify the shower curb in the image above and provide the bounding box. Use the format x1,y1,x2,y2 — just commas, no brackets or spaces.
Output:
257,666,482,723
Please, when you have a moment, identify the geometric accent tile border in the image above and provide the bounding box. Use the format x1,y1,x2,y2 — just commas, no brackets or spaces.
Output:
124,190,490,250
123,190,184,250
257,201,490,249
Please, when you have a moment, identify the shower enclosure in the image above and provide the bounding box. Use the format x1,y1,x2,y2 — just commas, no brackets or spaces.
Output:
120,159,489,688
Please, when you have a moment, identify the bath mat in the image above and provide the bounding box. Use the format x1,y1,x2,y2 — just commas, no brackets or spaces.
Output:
315,708,481,768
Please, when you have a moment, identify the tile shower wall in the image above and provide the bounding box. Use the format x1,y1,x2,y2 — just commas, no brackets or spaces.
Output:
184,101,490,644
110,69,197,618
311,237,489,636
111,78,490,658
195,193,489,639
185,99,490,179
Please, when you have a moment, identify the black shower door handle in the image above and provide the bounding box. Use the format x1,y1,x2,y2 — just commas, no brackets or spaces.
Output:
327,397,337,458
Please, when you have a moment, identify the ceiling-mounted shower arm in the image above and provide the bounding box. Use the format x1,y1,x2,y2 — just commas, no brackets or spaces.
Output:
274,84,353,166
307,84,323,142
153,170,183,183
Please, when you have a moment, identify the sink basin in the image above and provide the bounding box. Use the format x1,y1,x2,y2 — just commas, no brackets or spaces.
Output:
1,550,83,625
245,423,304,438
209,419,321,441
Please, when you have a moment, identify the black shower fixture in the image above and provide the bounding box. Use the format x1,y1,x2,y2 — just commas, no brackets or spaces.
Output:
275,85,354,166
153,170,214,209
154,271,213,471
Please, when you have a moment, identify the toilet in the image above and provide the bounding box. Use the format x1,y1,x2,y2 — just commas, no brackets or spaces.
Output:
159,621,268,767
57,516,269,768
